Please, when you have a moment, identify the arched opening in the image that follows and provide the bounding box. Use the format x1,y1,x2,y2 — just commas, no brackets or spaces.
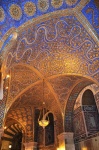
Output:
82,89,99,136
11,132,22,150
82,89,96,105
1,124,23,150
74,88,99,150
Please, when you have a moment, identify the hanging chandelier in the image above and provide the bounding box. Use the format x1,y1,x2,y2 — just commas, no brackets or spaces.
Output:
38,79,49,128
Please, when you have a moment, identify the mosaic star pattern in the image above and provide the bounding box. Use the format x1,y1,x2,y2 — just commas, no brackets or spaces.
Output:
38,0,49,12
9,4,22,20
0,0,83,40
51,0,63,8
24,2,36,16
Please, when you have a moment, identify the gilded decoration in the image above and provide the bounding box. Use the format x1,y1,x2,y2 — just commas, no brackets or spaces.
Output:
5,16,99,82
51,0,63,8
0,7,5,22
66,0,78,6
38,0,49,12
24,2,36,16
6,106,33,142
9,4,22,20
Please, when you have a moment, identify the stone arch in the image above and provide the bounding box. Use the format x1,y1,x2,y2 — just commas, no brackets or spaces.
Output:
1,123,24,150
73,84,99,144
65,78,94,132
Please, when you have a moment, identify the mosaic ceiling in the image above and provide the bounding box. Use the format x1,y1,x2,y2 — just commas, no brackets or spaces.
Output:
0,0,99,134
0,0,99,41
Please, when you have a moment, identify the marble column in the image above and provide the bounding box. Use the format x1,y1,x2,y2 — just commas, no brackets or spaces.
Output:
0,128,4,149
23,142,37,150
58,132,75,150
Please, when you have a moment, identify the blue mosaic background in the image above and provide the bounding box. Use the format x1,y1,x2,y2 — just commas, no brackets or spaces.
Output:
0,0,80,40
82,0,99,35
0,0,99,48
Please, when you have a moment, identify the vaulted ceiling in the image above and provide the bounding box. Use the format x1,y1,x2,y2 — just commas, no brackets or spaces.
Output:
0,0,99,133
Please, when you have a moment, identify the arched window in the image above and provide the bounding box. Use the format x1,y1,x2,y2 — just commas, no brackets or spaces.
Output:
34,109,55,148
82,89,96,106
82,89,99,135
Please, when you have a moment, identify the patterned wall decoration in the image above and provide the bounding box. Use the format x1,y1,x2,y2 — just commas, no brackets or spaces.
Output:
73,107,86,142
1,13,98,135
49,75,82,110
83,106,99,134
24,2,36,16
0,77,9,128
6,106,33,142
9,4,22,20
38,0,49,12
73,88,99,143
82,0,99,35
8,82,63,135
51,0,63,9
0,1,99,148
65,80,93,132
5,15,99,83
9,65,40,98
0,100,5,127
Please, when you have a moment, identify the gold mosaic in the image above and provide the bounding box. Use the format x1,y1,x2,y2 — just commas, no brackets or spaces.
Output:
24,2,36,16
66,0,78,6
38,0,49,12
51,0,63,8
0,7,5,22
9,4,22,20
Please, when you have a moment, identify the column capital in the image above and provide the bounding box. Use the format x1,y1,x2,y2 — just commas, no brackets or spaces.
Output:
58,132,74,139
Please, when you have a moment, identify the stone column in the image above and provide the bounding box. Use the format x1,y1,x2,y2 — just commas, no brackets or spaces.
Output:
58,132,75,150
23,142,37,150
0,128,4,149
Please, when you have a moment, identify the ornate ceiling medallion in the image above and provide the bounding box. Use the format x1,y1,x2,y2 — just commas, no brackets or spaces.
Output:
51,0,63,9
66,0,78,6
24,2,36,16
9,4,22,20
38,0,49,12
0,7,5,22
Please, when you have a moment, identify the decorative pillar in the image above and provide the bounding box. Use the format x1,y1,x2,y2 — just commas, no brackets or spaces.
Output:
0,128,4,149
58,132,75,150
23,142,37,150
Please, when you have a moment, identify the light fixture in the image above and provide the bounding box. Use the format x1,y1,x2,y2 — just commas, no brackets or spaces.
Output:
38,79,49,128
9,144,12,149
6,74,10,79
5,86,8,90
4,126,7,129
